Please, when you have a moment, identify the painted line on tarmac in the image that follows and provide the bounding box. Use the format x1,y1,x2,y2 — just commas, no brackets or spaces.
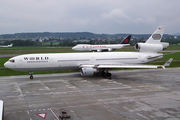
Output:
125,80,180,98
50,108,60,120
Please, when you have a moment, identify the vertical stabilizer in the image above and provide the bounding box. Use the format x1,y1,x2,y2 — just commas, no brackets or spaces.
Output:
135,26,169,52
146,26,165,44
120,35,131,44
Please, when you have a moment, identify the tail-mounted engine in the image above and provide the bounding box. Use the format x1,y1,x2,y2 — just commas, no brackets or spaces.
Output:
160,42,169,50
135,42,169,52
80,68,99,76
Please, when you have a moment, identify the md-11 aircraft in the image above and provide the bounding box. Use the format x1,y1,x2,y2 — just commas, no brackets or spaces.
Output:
72,35,131,52
4,26,172,79
0,44,13,48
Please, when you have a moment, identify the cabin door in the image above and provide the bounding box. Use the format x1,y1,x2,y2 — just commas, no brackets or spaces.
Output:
19,59,23,66
49,59,53,65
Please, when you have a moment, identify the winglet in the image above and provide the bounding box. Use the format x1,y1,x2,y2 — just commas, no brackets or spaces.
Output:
158,58,173,69
163,58,173,66
120,35,131,44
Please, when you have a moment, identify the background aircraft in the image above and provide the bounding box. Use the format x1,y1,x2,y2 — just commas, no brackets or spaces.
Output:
72,35,131,52
4,26,171,79
0,44,13,48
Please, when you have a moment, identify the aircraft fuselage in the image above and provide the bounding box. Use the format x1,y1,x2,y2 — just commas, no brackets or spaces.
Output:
4,52,162,72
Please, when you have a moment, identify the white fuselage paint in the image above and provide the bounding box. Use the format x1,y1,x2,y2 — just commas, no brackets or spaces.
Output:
72,44,129,51
4,52,162,72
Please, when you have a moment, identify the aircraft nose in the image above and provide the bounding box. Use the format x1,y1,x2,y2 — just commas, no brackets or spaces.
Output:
4,62,9,68
4,61,12,69
72,46,76,50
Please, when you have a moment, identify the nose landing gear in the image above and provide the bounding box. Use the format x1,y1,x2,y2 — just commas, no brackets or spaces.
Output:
29,72,33,79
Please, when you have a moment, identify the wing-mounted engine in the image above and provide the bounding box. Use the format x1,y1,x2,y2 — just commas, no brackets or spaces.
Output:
80,68,99,76
97,49,102,52
108,48,113,51
135,43,163,52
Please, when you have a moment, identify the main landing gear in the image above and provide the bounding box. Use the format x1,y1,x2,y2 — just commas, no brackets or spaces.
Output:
101,70,112,78
29,72,33,79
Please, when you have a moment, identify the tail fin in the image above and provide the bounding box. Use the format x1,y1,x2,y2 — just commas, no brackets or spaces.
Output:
146,26,165,44
120,35,131,44
7,44,13,47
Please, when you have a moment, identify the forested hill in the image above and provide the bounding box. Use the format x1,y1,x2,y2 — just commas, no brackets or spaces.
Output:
0,32,141,38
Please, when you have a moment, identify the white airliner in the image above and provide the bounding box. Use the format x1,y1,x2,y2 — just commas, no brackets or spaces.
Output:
4,26,172,79
72,35,131,52
0,44,13,48
0,100,4,120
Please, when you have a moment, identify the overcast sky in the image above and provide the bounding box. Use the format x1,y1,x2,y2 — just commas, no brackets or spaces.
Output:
0,0,180,35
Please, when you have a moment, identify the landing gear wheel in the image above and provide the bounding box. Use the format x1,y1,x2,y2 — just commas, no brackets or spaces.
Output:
29,72,34,79
101,71,112,78
106,72,111,77
30,75,33,79
101,71,106,77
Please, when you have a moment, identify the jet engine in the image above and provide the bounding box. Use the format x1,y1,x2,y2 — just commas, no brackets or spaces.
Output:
80,68,99,76
97,49,102,52
108,48,113,51
161,42,169,50
135,43,164,52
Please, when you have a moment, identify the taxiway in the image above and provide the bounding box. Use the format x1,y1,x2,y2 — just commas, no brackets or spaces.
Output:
0,68,180,120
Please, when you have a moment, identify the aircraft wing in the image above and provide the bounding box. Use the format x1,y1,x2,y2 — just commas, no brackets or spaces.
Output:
80,58,173,69
97,64,161,69
80,64,163,69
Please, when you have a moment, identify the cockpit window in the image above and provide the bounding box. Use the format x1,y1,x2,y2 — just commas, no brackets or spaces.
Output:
9,59,15,63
